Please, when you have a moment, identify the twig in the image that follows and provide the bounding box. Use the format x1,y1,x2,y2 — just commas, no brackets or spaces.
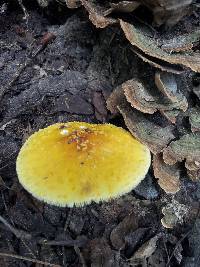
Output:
0,215,32,240
21,239,37,259
0,32,55,101
0,252,61,267
74,246,87,267
38,238,87,247
64,208,73,232
166,231,191,267
163,239,170,263
17,0,29,27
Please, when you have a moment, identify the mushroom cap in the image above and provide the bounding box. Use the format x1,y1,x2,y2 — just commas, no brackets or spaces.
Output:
16,122,151,207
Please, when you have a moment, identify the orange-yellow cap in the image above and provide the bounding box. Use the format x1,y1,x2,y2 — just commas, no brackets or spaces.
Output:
16,122,151,207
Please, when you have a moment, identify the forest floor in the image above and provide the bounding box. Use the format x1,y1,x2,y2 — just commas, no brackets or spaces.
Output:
0,1,200,267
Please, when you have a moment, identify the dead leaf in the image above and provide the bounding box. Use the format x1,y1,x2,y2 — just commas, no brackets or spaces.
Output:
125,227,149,257
110,213,138,250
90,238,120,267
129,234,161,265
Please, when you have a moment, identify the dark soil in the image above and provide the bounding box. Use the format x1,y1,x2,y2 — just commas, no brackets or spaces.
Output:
0,1,200,267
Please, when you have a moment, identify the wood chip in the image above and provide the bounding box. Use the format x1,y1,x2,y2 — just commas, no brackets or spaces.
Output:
153,154,181,194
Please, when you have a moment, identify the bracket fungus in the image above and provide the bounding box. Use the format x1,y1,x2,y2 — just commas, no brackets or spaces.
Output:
16,122,151,207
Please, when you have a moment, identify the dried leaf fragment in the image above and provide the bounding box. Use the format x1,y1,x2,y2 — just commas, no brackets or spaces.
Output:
163,133,200,168
110,213,138,250
90,238,119,267
153,154,180,194
118,103,175,154
120,19,200,72
129,234,161,265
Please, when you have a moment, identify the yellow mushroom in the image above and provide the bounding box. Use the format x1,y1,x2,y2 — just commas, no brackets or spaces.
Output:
16,122,151,207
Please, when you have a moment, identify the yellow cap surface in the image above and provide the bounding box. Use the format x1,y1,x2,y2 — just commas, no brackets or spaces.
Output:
16,122,151,207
